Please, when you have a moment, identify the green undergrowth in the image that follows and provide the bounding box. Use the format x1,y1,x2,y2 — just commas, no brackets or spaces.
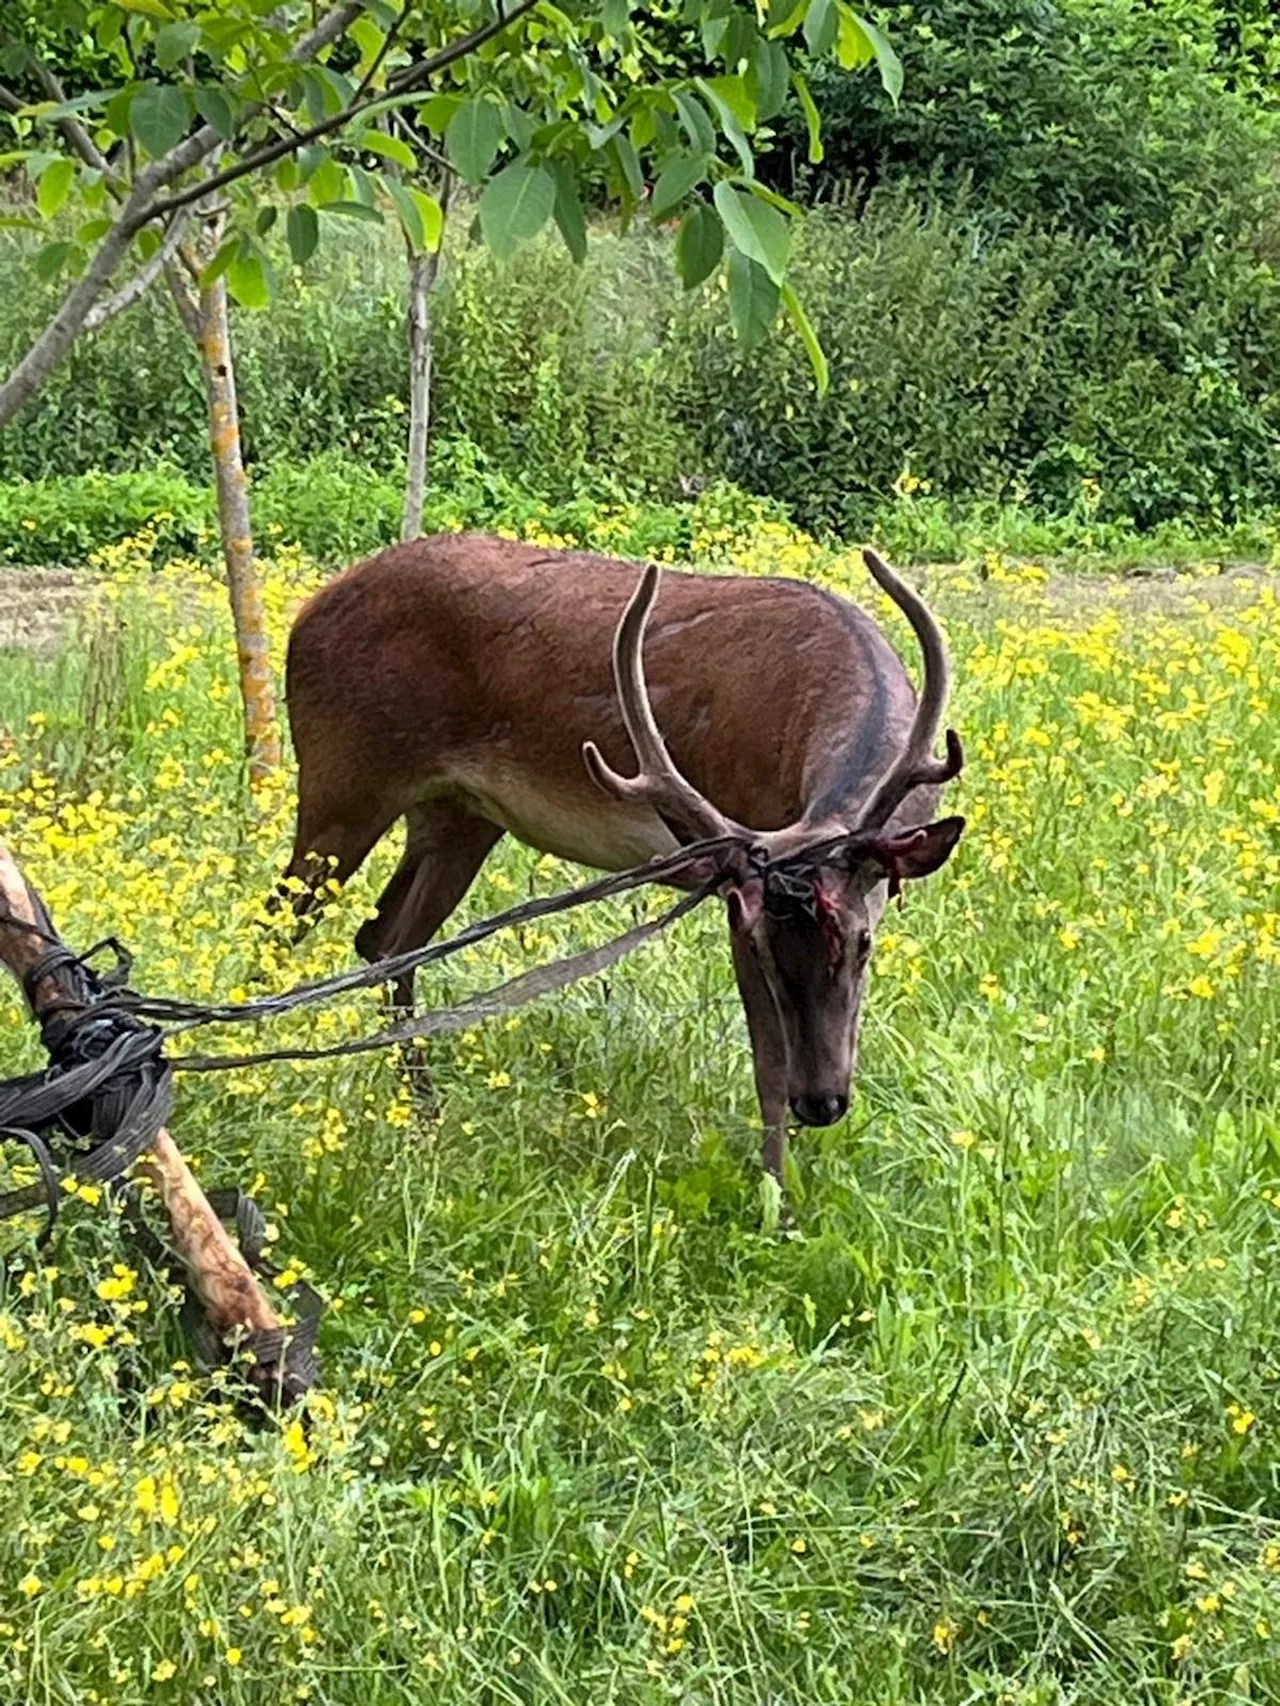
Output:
0,532,1278,1704
1,456,1277,574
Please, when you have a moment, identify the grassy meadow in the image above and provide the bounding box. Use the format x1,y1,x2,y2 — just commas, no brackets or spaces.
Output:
1,512,1279,1705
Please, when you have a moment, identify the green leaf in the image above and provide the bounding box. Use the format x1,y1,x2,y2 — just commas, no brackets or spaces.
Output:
853,11,903,103
286,203,319,265
713,181,790,284
744,179,801,217
193,87,236,141
130,83,189,158
115,0,174,17
720,12,758,69
804,0,837,56
362,130,416,172
792,71,824,163
478,160,555,261
227,248,272,309
781,282,829,394
18,88,119,119
348,14,386,76
136,226,161,261
703,74,755,133
504,103,534,153
104,87,137,141
384,178,441,253
153,20,200,70
416,93,462,135
766,0,808,36
301,65,348,119
446,98,502,186
675,201,723,289
255,205,277,237
35,240,75,282
77,215,114,243
602,0,630,38
586,114,626,150
35,157,75,221
612,134,643,202
275,157,299,193
385,178,424,250
671,88,715,157
348,164,377,208
835,5,873,69
409,187,444,253
630,103,656,151
651,150,708,221
199,236,238,288
319,200,385,223
727,249,779,346
307,155,348,206
551,161,587,263
696,77,754,177
747,38,790,122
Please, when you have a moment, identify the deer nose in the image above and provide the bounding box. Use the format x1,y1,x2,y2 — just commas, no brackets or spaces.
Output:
790,1093,848,1128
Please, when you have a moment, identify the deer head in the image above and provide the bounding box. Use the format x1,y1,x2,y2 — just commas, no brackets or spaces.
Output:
582,550,965,1131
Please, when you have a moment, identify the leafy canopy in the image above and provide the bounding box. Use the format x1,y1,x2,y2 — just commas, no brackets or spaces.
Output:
0,0,903,392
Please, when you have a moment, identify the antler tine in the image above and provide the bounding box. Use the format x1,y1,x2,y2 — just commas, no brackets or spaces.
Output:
583,565,747,844
853,548,964,833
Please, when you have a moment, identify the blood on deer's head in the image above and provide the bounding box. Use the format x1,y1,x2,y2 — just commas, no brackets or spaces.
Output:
582,549,965,1138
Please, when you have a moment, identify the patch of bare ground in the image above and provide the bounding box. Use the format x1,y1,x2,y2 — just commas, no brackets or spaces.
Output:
0,568,103,655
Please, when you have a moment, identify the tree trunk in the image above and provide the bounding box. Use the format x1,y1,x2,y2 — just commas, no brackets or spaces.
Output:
400,175,449,543
168,239,281,792
196,275,281,787
401,242,441,543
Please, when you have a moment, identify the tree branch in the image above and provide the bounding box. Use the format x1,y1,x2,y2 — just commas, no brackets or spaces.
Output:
385,0,541,96
355,1,412,101
0,0,363,429
83,208,192,332
0,217,143,425
164,254,203,341
30,60,120,185
146,0,539,223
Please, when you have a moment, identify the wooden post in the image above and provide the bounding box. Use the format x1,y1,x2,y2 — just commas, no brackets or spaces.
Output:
0,839,313,1406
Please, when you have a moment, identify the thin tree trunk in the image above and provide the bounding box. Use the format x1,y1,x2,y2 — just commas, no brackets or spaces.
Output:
168,241,281,791
401,176,449,542
197,275,281,786
401,243,438,542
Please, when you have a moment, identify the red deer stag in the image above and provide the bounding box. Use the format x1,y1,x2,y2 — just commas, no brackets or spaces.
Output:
279,537,964,1179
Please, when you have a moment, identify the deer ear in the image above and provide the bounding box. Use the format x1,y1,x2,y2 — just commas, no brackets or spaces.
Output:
869,815,965,881
723,877,764,933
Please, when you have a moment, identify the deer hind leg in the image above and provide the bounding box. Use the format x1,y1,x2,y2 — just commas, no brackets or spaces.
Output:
730,933,791,1187
355,800,504,1099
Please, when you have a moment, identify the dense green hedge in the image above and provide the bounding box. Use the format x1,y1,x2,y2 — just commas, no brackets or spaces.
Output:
3,0,1279,539
678,193,1280,534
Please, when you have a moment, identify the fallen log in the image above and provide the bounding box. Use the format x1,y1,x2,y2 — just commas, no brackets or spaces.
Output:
0,838,316,1407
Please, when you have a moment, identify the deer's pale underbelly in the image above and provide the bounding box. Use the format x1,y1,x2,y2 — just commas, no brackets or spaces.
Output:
445,764,675,873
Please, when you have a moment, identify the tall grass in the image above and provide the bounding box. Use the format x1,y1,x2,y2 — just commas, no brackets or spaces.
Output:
1,523,1278,1704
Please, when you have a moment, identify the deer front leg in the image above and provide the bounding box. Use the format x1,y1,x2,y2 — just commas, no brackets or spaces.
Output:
731,933,790,1184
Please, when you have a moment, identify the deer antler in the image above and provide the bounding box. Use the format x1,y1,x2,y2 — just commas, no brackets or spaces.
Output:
583,564,753,845
851,548,964,833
